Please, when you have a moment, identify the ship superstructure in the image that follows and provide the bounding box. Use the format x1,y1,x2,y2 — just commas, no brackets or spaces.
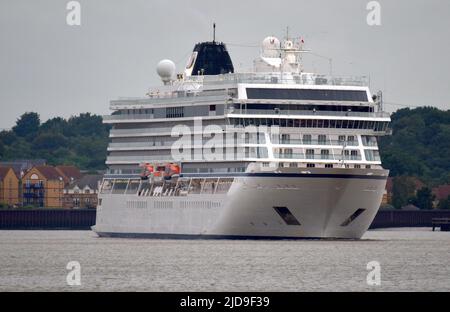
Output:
93,34,391,239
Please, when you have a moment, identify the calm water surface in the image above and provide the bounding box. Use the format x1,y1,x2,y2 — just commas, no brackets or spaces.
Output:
0,229,449,291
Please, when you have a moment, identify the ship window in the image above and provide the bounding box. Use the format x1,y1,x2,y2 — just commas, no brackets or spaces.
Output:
318,135,327,144
246,88,368,101
283,149,293,158
364,150,380,161
342,120,349,128
125,179,141,194
342,150,359,160
325,164,333,168
215,178,234,194
303,134,312,144
362,135,377,146
201,178,219,194
306,163,315,168
100,179,113,194
189,179,204,194
306,149,314,159
317,119,324,128
166,107,184,118
209,105,216,111
281,134,290,144
175,178,190,196
112,179,128,194
257,147,268,158
320,150,330,159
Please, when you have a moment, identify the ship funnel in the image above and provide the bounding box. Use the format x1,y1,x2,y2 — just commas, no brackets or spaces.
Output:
184,41,234,76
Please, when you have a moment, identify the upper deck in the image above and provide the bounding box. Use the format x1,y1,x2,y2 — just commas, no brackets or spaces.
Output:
109,72,371,109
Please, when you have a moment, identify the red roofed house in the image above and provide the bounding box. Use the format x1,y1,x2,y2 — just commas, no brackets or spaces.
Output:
432,185,450,201
55,165,82,185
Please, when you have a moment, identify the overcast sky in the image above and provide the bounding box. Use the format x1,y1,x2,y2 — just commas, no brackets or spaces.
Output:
1,0,449,128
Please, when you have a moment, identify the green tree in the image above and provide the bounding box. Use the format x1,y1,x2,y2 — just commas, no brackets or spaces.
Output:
0,140,4,158
32,133,68,150
392,176,416,209
12,112,40,138
40,117,68,134
0,130,18,145
379,107,450,185
437,196,450,210
412,187,435,210
1,112,109,170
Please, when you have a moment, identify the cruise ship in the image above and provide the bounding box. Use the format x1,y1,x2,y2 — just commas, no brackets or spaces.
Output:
93,34,391,239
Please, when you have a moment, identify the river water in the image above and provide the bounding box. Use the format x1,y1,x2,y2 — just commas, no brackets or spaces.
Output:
0,229,449,291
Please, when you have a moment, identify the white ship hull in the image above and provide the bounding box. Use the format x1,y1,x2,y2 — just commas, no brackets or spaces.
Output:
93,168,388,239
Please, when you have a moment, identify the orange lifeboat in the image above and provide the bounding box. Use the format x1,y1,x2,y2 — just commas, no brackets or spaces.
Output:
153,165,166,178
140,163,154,180
164,163,181,180
169,163,181,175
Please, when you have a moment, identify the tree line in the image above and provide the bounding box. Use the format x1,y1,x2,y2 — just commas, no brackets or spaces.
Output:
379,106,450,186
0,112,110,170
379,107,450,209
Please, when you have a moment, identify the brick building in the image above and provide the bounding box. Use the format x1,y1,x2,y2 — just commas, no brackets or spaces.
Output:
63,174,102,209
0,167,20,207
22,166,65,208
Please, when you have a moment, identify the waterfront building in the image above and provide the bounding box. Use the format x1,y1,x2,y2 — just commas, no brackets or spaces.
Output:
63,174,102,209
21,166,64,208
0,166,20,207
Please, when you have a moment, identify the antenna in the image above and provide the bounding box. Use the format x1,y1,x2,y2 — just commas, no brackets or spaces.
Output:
213,23,216,43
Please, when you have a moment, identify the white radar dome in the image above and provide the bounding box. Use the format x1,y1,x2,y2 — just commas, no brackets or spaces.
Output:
156,59,176,84
261,36,280,58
